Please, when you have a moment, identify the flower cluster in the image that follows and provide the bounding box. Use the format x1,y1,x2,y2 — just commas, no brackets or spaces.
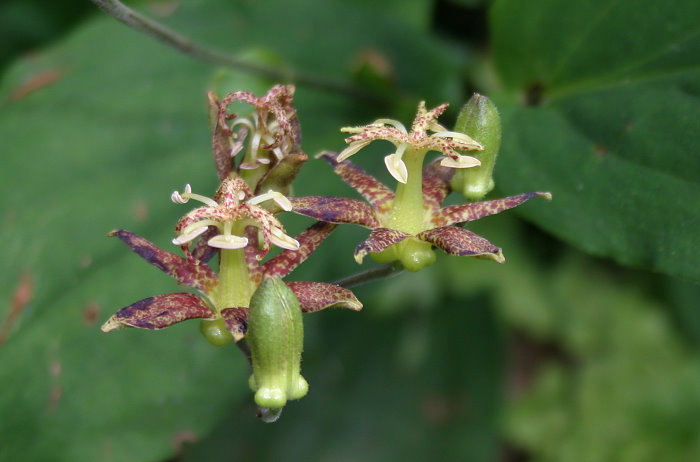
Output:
102,86,550,418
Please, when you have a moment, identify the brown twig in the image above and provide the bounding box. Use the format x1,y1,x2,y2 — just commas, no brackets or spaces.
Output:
89,0,378,101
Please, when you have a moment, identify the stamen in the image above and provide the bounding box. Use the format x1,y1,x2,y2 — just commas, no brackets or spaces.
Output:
180,219,221,237
239,162,261,170
373,118,407,133
250,131,262,161
269,227,300,250
208,234,249,249
440,155,481,169
230,116,255,131
271,147,285,160
340,124,373,134
337,138,372,162
384,152,409,184
433,131,484,150
171,184,218,207
172,225,209,245
171,184,192,204
247,190,293,211
428,120,448,133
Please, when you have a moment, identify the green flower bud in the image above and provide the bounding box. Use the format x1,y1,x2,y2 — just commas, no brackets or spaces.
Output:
246,276,308,410
451,94,501,201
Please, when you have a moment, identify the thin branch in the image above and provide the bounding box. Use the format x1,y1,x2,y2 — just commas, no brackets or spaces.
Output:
235,337,253,371
333,262,404,289
90,0,378,101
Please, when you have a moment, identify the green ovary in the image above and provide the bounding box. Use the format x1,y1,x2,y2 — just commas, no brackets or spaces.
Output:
200,318,233,346
371,237,436,272
201,222,256,347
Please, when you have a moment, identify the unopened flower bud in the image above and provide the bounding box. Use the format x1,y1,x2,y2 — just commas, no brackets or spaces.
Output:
451,94,501,200
246,276,308,411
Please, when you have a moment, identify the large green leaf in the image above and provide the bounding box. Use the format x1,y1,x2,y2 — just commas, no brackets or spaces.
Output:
489,0,700,280
442,214,700,462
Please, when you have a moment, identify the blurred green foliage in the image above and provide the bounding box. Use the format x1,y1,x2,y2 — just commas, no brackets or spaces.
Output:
0,1,698,461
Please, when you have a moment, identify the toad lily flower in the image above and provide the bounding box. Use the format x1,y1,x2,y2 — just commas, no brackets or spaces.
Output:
338,101,483,184
102,176,361,345
209,85,306,194
290,152,551,272
172,177,298,258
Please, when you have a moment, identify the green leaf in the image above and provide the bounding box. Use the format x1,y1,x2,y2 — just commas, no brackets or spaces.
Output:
489,0,700,280
442,214,700,462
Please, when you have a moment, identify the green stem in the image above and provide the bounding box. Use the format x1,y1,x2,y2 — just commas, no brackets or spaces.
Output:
89,0,378,102
386,148,427,234
332,262,404,289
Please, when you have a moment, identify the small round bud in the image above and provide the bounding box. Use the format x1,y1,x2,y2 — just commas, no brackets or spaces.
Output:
200,318,234,347
398,238,436,272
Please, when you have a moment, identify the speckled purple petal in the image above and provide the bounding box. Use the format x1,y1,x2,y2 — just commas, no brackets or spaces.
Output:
422,160,455,212
109,229,218,293
264,222,338,278
417,226,504,262
239,229,262,288
286,281,362,312
319,152,394,215
255,153,308,197
208,92,248,181
432,192,552,227
354,227,411,264
190,227,219,263
101,293,215,332
290,196,381,228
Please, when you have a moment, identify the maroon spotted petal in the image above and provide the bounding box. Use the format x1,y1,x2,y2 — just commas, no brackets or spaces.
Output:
264,222,338,278
319,152,394,214
354,227,411,264
101,293,215,332
220,307,249,341
290,196,381,228
208,92,249,180
255,153,308,197
431,192,552,227
286,281,362,312
243,226,265,285
190,227,219,263
422,160,455,212
211,121,233,181
417,226,504,262
109,230,218,293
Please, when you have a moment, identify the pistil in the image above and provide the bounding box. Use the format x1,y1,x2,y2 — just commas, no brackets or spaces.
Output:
210,222,255,311
386,148,428,234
